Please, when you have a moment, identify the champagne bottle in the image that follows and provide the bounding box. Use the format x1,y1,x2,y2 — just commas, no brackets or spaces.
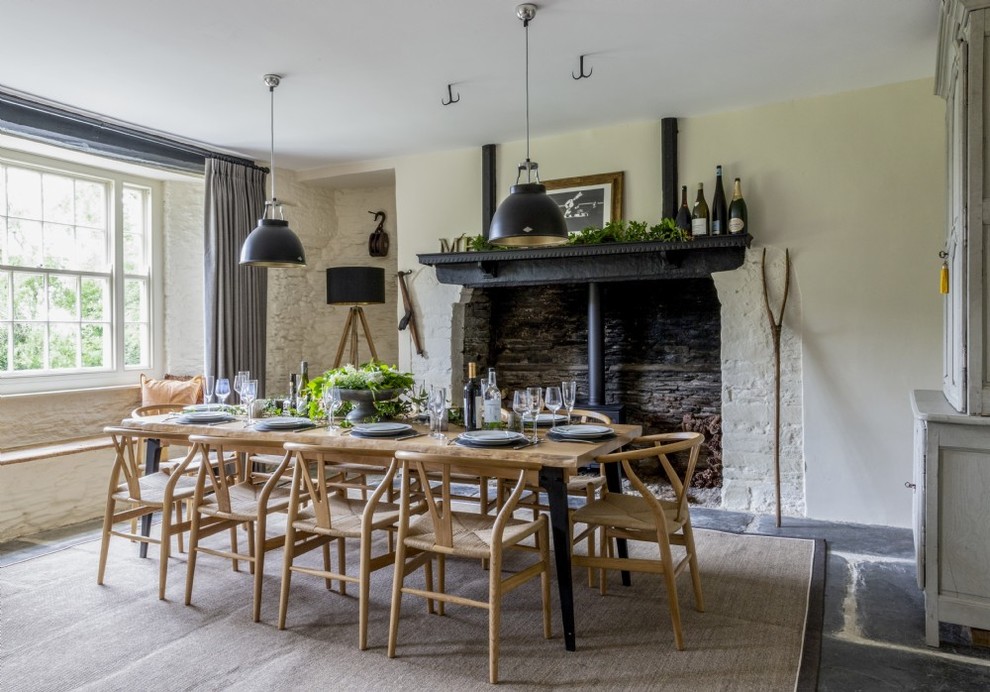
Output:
711,165,727,236
728,178,748,235
482,367,502,429
675,185,691,233
691,183,710,237
463,362,483,431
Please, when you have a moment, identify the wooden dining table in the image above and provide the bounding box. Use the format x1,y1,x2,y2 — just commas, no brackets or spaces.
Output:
112,415,642,651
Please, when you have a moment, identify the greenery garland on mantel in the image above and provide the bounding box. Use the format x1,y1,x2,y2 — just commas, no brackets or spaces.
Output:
466,218,689,252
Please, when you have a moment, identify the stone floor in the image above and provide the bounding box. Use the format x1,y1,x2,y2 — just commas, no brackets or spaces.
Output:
2,508,989,690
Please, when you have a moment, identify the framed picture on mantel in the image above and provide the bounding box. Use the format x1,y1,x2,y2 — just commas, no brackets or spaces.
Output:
544,171,623,235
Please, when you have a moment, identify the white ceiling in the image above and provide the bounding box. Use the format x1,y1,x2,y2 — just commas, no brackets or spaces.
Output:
0,0,939,173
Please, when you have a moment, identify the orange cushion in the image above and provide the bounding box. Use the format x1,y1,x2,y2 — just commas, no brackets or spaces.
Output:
140,374,204,406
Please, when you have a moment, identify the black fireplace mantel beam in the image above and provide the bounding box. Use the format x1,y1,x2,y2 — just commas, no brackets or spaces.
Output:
418,235,751,288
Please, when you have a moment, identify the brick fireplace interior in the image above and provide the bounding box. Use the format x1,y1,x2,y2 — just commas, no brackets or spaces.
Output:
461,277,724,486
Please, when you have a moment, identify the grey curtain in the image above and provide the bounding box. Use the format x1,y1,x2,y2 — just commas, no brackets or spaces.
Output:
204,158,268,395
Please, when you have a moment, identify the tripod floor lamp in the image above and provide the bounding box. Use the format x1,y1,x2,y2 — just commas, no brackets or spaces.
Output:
327,266,386,368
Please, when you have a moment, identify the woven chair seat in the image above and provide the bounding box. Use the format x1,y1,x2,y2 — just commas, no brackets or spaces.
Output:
572,492,686,534
291,495,402,538
198,482,292,521
566,474,605,493
404,509,541,560
112,472,198,506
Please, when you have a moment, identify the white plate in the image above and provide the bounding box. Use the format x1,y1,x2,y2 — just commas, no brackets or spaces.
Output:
351,422,412,436
256,416,313,429
553,424,613,438
521,412,568,425
178,411,233,424
458,430,528,446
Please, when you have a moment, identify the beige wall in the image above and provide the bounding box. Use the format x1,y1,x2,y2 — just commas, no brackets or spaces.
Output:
379,78,945,527
681,79,945,525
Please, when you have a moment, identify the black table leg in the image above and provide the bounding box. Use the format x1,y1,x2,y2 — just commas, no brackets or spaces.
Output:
603,462,631,586
540,467,576,651
139,438,163,558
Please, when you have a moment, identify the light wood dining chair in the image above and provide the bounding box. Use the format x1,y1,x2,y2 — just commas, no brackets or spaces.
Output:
97,427,198,600
387,450,552,684
570,431,706,650
184,435,294,622
278,444,425,650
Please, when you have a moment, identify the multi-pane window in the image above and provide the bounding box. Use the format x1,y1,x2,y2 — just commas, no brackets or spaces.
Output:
0,156,155,386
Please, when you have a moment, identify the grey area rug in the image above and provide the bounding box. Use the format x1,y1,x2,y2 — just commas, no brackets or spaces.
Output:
0,526,817,691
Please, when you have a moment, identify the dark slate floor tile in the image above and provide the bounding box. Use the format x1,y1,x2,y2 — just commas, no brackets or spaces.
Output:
819,637,990,691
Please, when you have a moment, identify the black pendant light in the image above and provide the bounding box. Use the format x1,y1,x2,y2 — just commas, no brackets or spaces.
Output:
488,3,569,248
240,74,306,267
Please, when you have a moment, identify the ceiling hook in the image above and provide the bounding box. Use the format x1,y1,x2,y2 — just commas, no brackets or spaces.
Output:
441,83,461,106
572,54,593,80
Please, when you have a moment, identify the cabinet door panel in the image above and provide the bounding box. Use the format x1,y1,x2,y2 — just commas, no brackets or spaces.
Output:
937,446,990,600
944,45,968,411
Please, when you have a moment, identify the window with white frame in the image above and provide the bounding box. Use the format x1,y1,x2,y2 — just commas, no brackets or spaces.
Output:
0,153,158,390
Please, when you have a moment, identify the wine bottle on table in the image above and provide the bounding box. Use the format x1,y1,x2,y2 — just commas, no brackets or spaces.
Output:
728,178,748,235
711,165,727,236
482,367,501,429
691,183,710,237
463,362,483,431
285,373,297,414
675,185,691,234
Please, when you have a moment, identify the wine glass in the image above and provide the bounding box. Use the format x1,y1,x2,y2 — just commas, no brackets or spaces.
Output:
429,386,447,439
323,386,342,430
526,386,543,442
544,386,562,429
241,379,257,422
215,378,231,409
233,370,250,404
561,380,576,424
203,375,215,409
512,390,530,436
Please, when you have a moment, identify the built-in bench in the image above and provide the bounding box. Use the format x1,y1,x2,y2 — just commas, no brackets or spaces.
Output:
0,435,114,466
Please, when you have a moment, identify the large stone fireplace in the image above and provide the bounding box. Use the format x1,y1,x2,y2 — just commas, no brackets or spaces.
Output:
413,241,804,516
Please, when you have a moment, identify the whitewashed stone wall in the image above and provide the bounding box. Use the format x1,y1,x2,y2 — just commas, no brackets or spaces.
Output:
163,179,206,375
266,170,398,396
713,247,804,515
0,450,115,541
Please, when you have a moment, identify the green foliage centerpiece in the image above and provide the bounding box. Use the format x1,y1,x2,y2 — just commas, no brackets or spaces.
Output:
306,361,415,423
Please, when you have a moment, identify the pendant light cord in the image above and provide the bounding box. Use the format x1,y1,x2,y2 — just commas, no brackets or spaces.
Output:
524,15,531,183
269,82,278,216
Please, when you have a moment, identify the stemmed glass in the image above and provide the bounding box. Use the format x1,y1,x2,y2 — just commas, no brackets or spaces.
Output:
215,378,231,409
429,387,447,439
526,386,543,442
545,386,562,429
234,371,250,404
561,380,576,424
323,386,342,430
203,375,215,409
241,380,258,422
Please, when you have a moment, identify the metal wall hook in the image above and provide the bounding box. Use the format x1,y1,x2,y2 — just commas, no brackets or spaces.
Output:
441,83,460,106
572,54,593,80
369,210,386,232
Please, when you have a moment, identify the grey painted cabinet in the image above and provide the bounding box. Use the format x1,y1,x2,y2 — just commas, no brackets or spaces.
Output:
912,391,990,645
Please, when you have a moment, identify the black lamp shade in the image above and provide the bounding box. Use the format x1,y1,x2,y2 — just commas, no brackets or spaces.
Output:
326,266,386,305
240,218,307,267
488,182,570,247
